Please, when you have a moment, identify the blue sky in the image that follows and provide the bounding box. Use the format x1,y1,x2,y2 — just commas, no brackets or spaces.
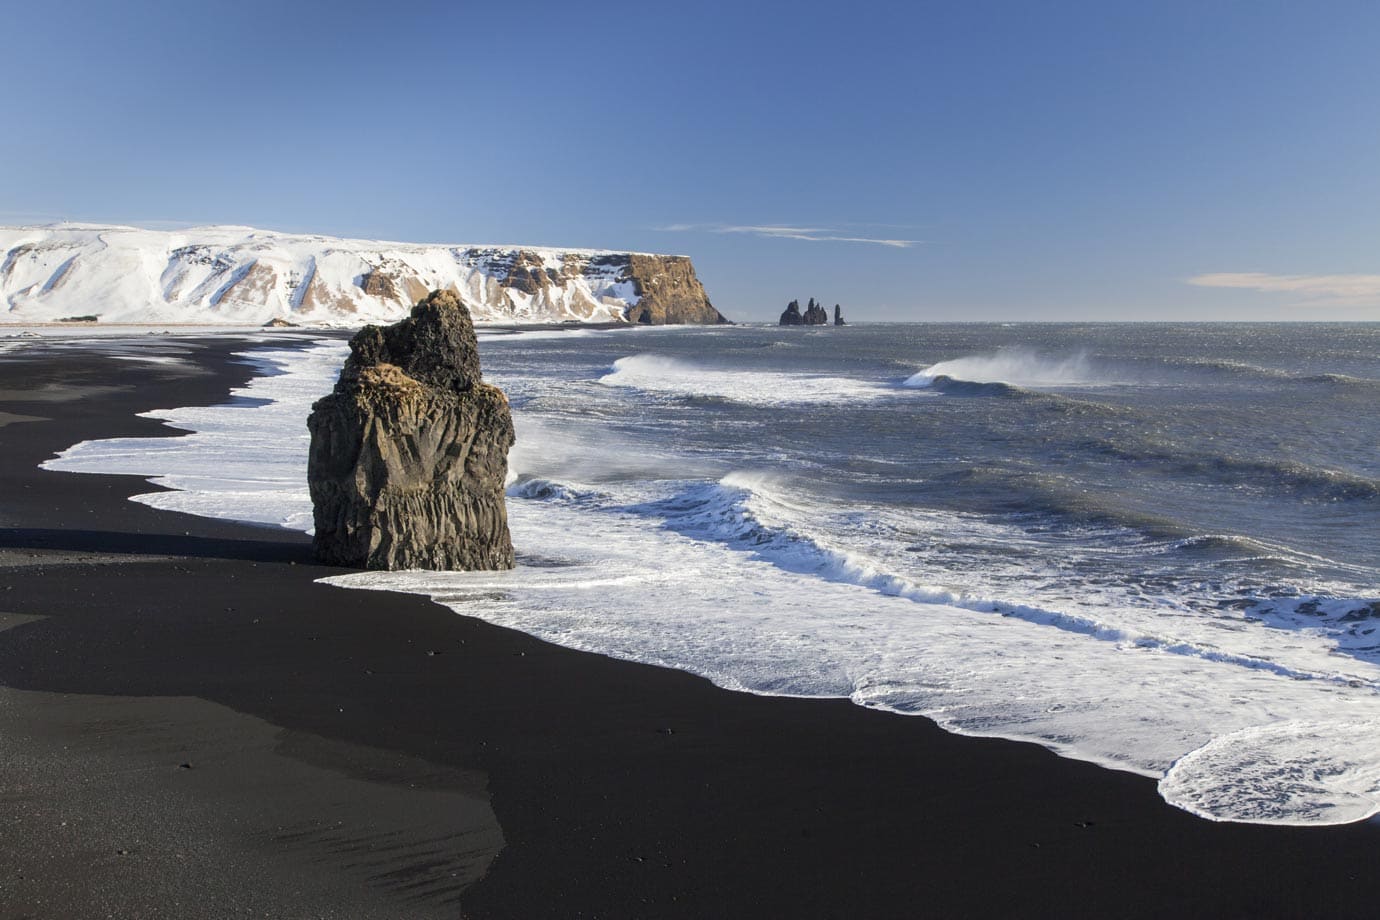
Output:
3,0,1378,321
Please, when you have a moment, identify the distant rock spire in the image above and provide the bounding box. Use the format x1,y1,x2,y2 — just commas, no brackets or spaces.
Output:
780,297,836,326
834,304,846,326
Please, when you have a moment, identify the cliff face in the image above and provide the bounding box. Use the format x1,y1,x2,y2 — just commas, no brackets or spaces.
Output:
621,254,728,325
0,224,728,326
307,290,515,571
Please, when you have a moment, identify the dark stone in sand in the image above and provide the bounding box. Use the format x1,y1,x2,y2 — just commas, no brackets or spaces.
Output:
307,289,515,571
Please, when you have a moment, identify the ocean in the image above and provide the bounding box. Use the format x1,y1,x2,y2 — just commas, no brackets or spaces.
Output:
47,322,1380,827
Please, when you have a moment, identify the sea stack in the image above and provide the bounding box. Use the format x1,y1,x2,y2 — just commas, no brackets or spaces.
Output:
834,304,846,325
779,299,804,325
306,290,515,570
779,297,837,326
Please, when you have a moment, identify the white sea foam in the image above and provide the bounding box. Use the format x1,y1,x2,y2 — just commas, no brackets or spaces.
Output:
599,353,897,405
43,336,1380,827
633,475,1380,688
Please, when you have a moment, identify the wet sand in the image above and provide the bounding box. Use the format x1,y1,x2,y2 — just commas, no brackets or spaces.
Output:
1,332,1378,918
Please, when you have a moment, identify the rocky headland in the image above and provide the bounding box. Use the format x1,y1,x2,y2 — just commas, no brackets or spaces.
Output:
306,290,515,570
621,253,729,325
0,224,730,327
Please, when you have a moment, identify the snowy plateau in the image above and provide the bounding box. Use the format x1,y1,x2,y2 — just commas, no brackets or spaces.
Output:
0,224,727,326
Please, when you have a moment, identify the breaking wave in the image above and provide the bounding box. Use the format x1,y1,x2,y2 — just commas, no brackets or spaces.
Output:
907,350,1380,395
613,473,1378,684
919,375,1026,398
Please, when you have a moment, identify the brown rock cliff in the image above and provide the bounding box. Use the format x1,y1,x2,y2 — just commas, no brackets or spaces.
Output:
620,254,728,325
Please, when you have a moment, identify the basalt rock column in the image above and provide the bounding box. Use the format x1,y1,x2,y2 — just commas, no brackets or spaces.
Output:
307,289,515,570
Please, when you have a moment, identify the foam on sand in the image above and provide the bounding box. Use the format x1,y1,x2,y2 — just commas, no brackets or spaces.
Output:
44,342,346,530
1160,720,1380,825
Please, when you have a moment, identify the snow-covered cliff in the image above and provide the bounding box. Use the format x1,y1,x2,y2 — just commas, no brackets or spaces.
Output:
0,224,728,326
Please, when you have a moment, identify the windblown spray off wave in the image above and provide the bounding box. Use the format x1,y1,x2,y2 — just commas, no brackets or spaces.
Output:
903,348,1100,388
45,322,1380,826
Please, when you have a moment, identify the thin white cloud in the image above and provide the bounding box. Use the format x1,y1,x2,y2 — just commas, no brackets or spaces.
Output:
720,225,830,237
656,223,919,248
1188,272,1380,308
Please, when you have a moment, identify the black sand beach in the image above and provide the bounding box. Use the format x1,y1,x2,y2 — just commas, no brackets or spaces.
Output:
2,334,1378,919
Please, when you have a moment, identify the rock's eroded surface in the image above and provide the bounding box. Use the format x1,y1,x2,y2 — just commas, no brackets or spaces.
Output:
621,254,729,325
307,290,515,570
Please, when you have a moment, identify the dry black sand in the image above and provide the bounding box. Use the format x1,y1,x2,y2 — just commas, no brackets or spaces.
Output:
1,333,1377,918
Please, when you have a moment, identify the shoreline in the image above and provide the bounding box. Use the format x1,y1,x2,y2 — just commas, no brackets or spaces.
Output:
3,336,1380,917
0,321,640,329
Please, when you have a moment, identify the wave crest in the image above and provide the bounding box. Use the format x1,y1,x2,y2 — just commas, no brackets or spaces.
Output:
617,473,1378,687
1085,436,1380,502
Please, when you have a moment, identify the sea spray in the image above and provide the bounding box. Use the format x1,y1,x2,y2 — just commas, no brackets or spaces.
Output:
904,347,1099,388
